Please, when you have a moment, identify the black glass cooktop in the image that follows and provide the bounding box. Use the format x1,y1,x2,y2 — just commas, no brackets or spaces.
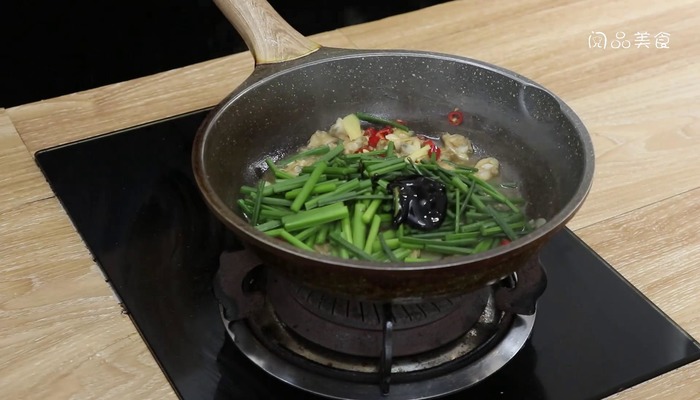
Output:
35,109,700,400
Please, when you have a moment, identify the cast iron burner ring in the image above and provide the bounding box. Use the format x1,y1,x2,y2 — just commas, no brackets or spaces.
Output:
214,251,544,399
221,302,534,400
266,273,493,358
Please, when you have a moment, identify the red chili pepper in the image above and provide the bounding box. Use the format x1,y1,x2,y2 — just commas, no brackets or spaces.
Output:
354,145,372,154
448,110,464,126
365,127,393,148
422,139,441,160
368,134,382,148
377,127,393,137
500,239,511,246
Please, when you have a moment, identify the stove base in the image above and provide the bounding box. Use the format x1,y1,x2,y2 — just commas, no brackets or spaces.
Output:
221,303,535,400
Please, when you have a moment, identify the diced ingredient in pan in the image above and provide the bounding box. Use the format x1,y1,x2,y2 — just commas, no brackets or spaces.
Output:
441,133,473,165
448,110,464,126
237,112,543,262
388,176,447,230
474,157,500,181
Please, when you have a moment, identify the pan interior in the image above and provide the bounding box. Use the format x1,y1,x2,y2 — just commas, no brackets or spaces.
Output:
200,52,590,251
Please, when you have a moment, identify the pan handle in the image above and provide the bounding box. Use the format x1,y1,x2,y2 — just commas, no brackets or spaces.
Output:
215,248,266,321
494,256,547,315
213,0,321,64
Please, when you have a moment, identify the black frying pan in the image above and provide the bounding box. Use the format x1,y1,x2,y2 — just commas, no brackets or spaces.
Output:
193,0,594,301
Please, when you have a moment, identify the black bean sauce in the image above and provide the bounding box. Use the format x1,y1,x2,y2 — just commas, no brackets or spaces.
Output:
387,176,447,231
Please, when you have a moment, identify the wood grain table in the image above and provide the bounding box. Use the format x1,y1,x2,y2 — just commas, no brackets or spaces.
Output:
2,0,699,398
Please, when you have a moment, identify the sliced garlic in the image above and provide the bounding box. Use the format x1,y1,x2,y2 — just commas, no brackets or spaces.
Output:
474,157,500,181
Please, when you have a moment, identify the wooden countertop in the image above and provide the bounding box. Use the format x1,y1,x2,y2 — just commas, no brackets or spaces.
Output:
1,0,699,398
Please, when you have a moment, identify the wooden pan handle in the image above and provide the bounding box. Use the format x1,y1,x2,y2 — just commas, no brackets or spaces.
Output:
213,0,320,64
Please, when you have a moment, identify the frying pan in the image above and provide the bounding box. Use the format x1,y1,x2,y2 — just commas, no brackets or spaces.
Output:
193,0,595,302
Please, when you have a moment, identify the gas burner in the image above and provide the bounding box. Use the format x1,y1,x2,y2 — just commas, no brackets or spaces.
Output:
214,251,545,399
265,273,493,358
222,302,534,400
